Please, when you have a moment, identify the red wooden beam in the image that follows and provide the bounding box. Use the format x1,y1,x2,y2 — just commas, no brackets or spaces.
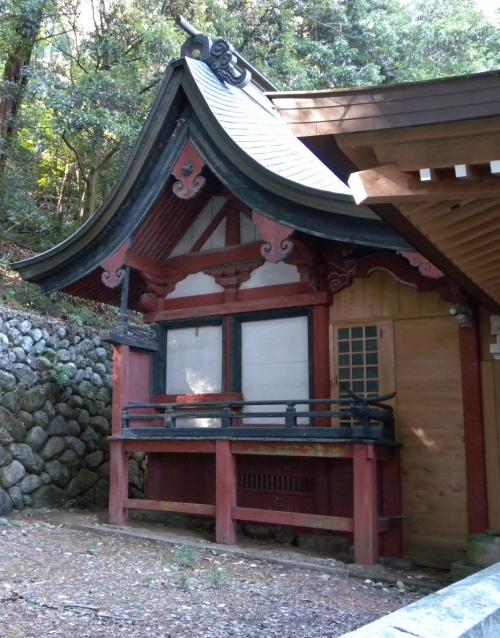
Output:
215,440,238,544
126,499,215,516
230,441,353,458
459,318,489,533
232,506,353,532
121,439,216,454
145,291,331,322
353,444,379,564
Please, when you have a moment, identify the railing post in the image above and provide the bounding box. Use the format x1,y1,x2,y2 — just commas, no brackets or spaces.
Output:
215,440,238,544
163,404,175,428
285,402,297,427
353,443,378,564
121,407,128,432
222,403,232,428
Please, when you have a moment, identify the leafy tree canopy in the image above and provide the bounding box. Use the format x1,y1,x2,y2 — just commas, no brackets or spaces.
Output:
0,0,498,249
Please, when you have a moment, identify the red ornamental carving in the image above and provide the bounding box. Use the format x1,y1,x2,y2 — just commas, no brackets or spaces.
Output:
172,142,206,199
326,258,357,293
252,211,294,263
399,251,444,280
100,240,131,289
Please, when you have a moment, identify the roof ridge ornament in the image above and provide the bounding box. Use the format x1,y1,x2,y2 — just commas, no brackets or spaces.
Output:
181,33,251,89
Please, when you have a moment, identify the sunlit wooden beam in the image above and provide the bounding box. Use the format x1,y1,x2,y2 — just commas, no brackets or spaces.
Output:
348,163,500,204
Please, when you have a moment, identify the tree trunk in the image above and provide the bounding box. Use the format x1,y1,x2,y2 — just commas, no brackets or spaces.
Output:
84,167,98,218
0,2,45,185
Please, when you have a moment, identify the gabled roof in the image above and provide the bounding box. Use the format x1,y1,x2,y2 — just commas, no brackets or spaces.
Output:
13,37,410,296
268,69,500,311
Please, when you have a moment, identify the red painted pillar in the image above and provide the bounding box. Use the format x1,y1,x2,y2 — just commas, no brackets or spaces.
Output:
215,440,238,544
313,304,331,426
459,320,489,533
109,439,129,525
109,344,130,524
353,444,378,564
111,344,130,436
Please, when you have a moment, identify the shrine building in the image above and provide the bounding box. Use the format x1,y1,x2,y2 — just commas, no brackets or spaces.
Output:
13,28,500,567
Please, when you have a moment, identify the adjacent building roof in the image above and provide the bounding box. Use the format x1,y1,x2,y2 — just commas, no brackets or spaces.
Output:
269,71,500,311
269,70,500,137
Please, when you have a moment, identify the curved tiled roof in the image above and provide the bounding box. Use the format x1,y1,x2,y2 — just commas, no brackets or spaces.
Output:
12,49,410,292
186,57,354,198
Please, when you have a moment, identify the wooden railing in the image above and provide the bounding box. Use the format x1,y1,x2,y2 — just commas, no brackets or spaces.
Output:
121,392,396,443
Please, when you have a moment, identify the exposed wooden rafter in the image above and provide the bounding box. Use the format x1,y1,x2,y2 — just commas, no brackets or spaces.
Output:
349,163,500,205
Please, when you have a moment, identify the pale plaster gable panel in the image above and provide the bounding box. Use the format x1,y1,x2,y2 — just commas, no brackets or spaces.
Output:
169,196,227,257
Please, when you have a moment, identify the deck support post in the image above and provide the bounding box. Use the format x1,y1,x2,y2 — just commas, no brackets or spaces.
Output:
109,439,129,525
353,443,378,565
215,440,238,544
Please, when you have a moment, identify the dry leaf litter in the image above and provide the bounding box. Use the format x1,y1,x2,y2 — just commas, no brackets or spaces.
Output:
0,515,423,638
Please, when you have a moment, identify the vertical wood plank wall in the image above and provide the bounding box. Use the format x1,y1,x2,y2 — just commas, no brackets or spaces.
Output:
479,307,500,531
331,271,467,565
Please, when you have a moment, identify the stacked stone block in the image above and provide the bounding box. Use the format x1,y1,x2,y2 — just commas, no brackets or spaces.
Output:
0,307,145,514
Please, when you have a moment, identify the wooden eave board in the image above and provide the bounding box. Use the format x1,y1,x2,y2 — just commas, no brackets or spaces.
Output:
11,57,412,297
399,199,500,306
268,70,500,136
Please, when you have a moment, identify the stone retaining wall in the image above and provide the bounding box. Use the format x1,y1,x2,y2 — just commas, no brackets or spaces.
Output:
0,307,144,514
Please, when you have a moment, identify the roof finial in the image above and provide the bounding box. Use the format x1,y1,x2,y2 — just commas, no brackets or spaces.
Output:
176,15,251,89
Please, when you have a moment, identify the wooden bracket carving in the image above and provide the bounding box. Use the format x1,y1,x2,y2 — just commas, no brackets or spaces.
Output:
204,259,263,290
139,292,160,312
172,142,206,199
399,251,444,280
252,211,294,263
100,240,131,288
140,270,185,298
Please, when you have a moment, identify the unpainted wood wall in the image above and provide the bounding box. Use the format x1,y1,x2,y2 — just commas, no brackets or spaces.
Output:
330,271,467,566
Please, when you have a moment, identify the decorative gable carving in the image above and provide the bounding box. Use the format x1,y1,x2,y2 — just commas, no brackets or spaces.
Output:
172,142,206,199
252,211,294,262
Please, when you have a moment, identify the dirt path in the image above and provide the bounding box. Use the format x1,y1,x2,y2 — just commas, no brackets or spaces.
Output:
0,513,423,638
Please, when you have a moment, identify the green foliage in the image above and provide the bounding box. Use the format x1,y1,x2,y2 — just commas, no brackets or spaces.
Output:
0,262,118,327
172,544,202,568
0,0,499,254
208,566,231,588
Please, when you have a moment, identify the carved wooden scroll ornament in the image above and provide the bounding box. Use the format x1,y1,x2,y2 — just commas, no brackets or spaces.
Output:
100,240,131,288
252,211,294,263
326,257,357,293
172,142,206,199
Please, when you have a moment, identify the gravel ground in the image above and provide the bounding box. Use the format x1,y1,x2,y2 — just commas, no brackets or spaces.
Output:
0,514,423,638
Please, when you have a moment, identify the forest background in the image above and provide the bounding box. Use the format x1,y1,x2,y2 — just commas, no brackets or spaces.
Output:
0,0,499,323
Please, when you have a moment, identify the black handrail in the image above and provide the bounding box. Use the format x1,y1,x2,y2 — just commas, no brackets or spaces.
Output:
121,392,396,443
